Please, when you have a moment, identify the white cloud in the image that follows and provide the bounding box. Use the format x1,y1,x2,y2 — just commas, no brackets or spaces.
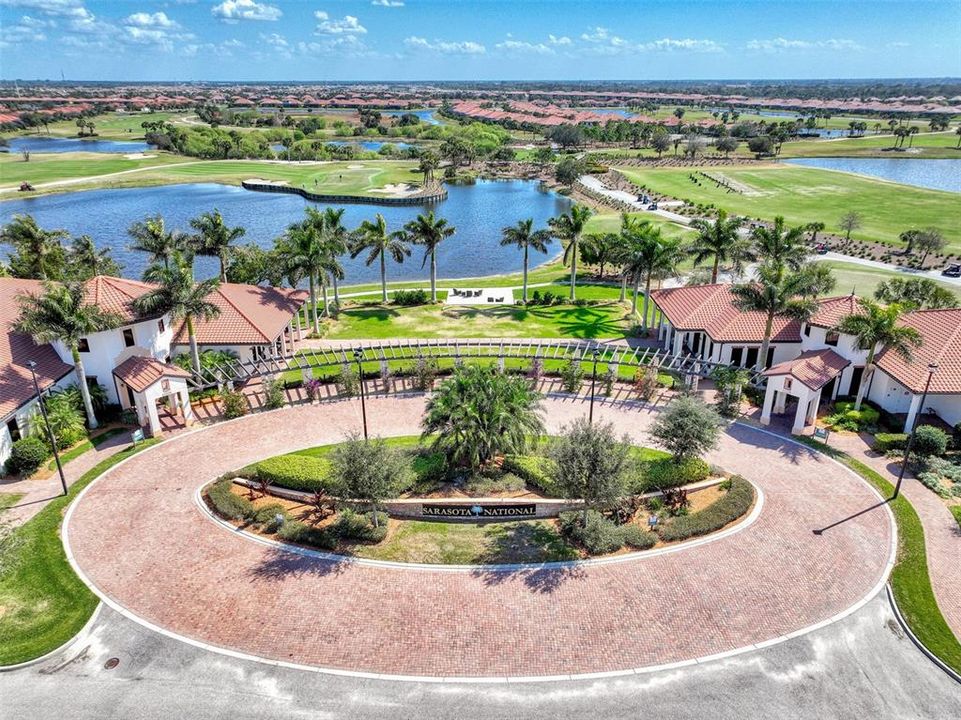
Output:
495,39,554,55
371,0,404,6
745,37,863,52
0,0,83,17
314,11,366,35
211,0,281,23
183,39,243,57
124,12,177,29
548,34,571,46
0,16,49,47
639,38,723,53
118,11,192,51
404,36,486,54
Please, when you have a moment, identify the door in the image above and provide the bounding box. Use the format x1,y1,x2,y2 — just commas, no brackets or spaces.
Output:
730,347,744,367
766,347,775,369
745,347,759,368
849,366,864,397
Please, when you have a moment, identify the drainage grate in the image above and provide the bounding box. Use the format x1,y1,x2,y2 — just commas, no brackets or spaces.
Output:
103,657,120,670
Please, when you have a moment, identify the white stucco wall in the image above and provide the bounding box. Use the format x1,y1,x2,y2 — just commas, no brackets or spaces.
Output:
926,394,961,429
801,324,870,365
867,370,916,415
1,373,80,468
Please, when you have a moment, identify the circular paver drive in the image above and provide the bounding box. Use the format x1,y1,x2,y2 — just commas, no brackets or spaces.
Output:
65,395,893,680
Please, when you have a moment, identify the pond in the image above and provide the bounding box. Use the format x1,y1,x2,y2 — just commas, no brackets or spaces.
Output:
386,109,441,125
1,180,571,283
327,140,414,152
4,136,152,154
784,158,961,193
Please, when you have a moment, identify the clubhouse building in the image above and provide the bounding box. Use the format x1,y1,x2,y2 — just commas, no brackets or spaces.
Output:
651,284,961,434
1,276,307,464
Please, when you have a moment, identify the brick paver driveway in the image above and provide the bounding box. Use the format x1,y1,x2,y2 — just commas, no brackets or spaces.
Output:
64,393,894,679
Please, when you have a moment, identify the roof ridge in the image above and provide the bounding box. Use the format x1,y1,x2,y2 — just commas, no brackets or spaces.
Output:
212,285,271,343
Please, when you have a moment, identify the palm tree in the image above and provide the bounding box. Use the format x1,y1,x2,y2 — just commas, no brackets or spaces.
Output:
581,232,620,279
350,214,411,303
500,219,552,303
403,211,456,303
688,210,747,283
621,217,684,330
548,204,593,301
418,150,440,185
134,254,221,373
730,265,821,372
1,214,68,280
835,300,923,410
128,215,190,271
276,222,325,334
67,235,122,279
309,207,349,310
751,216,808,273
15,282,122,429
805,221,826,245
189,210,246,283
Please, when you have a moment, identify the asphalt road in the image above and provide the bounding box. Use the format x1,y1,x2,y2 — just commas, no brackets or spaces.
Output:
2,593,958,720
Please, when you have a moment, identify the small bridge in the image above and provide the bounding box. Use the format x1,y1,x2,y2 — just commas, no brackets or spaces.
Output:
187,339,764,390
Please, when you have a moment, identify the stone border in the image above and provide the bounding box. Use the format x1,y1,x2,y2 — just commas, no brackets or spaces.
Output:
241,179,447,206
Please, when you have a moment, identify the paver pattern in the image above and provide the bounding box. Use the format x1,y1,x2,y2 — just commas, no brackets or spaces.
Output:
65,393,893,678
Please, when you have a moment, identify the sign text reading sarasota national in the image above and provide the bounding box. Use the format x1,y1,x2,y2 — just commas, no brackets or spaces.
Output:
421,503,537,519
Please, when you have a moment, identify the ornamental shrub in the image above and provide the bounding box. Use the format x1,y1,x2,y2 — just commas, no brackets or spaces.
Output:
412,356,439,391
559,510,623,554
336,362,359,398
657,476,754,542
873,433,908,454
221,388,248,419
5,436,49,476
332,509,389,542
619,523,657,550
249,455,336,494
502,454,559,495
208,478,255,520
550,419,631,518
912,425,949,459
649,396,722,461
559,358,584,393
277,519,337,550
826,402,880,431
392,289,428,306
253,503,289,531
262,376,287,410
410,450,447,486
633,456,711,493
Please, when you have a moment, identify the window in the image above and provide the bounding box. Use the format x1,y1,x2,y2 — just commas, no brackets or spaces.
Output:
78,338,90,353
157,318,165,333
122,328,135,347
730,347,744,367
6,418,21,442
825,331,839,347
803,324,811,337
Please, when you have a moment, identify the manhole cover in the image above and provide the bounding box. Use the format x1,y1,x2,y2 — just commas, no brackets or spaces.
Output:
104,657,120,670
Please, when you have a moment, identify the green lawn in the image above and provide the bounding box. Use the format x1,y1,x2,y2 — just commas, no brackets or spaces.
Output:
0,151,190,190
0,438,160,666
781,131,961,159
2,112,190,141
616,164,961,252
585,211,695,241
0,493,22,513
951,505,961,532
817,260,961,300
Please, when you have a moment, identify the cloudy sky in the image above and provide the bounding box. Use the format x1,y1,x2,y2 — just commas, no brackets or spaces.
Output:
1,0,958,81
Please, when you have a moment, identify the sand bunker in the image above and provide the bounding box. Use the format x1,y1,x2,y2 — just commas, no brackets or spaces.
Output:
369,182,420,197
124,153,156,160
346,164,365,169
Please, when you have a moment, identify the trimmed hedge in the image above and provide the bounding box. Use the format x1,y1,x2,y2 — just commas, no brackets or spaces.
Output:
5,436,49,476
277,519,337,550
332,510,389,542
502,454,558,496
951,506,961,532
247,455,336,493
634,456,710,493
559,510,657,554
873,433,908,454
657,476,754,542
208,478,255,520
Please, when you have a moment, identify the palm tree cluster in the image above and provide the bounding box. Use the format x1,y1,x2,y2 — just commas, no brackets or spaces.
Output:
1,214,123,281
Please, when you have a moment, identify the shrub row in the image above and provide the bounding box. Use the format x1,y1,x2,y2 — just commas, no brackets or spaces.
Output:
245,455,336,493
502,454,559,496
207,478,255,520
633,456,710,493
332,509,389,542
825,402,880,431
657,476,754,543
559,510,657,554
873,433,908,454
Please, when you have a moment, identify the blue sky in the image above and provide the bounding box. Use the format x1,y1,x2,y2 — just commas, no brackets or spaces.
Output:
1,0,958,81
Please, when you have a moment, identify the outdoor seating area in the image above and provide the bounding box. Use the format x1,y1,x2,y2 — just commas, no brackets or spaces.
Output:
445,287,513,305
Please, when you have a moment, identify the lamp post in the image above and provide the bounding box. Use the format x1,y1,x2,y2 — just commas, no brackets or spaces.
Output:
894,362,938,499
27,360,68,496
588,347,602,424
354,348,368,440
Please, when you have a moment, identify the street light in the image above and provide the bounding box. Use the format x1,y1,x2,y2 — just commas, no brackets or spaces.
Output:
894,362,938,499
27,360,68,496
588,347,602,424
354,348,368,440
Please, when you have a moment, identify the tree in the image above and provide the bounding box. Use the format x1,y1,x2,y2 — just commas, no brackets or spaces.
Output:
914,228,947,268
874,277,958,309
899,228,923,255
555,156,585,186
418,150,439,185
66,235,122,279
730,265,822,371
673,107,686,121
1,214,68,280
403,211,456,303
956,126,961,149
834,299,922,410
500,218,552,303
134,254,221,373
651,131,671,158
15,282,122,429
649,396,722,461
331,433,412,528
549,124,584,150
550,418,631,523
715,136,739,157
276,220,325,333
306,207,349,311
350,213,411,303
747,135,774,157
750,216,808,273
838,211,862,241
128,214,190,271
189,210,246,283
548,204,593,301
421,364,544,470
687,210,747,283
580,232,620,279
620,216,683,331
805,221,826,245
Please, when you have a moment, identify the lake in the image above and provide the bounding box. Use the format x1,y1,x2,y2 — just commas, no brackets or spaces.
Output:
386,109,441,125
327,140,414,152
5,136,152,154
1,180,571,283
784,158,961,193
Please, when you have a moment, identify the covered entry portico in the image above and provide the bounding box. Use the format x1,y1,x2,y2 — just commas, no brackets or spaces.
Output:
113,356,195,437
760,349,850,434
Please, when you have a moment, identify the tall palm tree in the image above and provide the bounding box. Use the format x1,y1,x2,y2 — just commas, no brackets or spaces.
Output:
308,207,349,310
189,210,246,283
276,222,325,334
67,235,122,279
730,265,821,372
548,204,593,301
688,210,747,283
581,232,621,279
15,282,122,429
500,219,552,303
805,221,826,245
621,217,684,331
834,300,923,410
350,214,411,303
751,216,808,274
1,214,68,280
403,211,456,303
128,215,190,271
134,254,221,373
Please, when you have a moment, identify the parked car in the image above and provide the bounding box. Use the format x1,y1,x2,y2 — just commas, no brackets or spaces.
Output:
648,202,659,211
942,263,961,278
814,243,829,255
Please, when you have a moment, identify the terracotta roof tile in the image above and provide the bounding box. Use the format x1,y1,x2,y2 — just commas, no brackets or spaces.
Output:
807,294,860,329
762,348,850,390
874,308,961,394
82,276,158,323
112,356,191,394
172,284,308,346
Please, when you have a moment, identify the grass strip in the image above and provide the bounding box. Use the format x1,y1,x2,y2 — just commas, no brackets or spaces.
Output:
797,436,961,674
0,438,160,666
0,493,23,513
951,506,961,532
46,427,129,471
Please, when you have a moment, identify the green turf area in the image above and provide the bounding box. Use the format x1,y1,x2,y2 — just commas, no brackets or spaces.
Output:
780,131,961,159
951,505,961,531
616,164,961,252
2,112,190,142
796,435,961,675
45,427,129,471
585,211,695,241
0,438,160,666
0,493,22,513
0,151,190,190
816,260,961,300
